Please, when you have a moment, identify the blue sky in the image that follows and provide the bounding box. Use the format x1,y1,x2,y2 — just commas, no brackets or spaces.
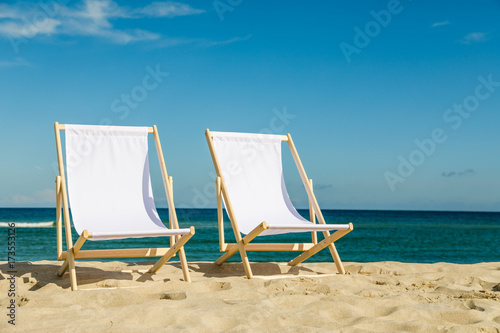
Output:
0,0,499,211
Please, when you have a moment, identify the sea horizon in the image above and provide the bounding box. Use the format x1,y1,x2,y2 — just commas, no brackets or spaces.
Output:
2,206,500,213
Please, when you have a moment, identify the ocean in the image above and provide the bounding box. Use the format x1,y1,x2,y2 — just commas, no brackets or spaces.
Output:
2,208,499,264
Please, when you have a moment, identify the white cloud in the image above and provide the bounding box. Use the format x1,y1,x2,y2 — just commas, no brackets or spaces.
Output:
432,21,449,27
136,1,204,18
0,18,60,38
0,5,17,19
0,189,56,205
63,0,128,21
460,32,490,44
0,0,204,44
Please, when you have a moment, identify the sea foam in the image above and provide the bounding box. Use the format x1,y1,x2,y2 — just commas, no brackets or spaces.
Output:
0,221,55,228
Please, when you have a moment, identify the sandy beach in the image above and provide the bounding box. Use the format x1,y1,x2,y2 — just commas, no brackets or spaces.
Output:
1,261,499,332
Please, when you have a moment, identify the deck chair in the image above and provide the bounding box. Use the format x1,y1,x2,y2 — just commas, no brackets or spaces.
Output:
205,129,353,278
54,123,195,290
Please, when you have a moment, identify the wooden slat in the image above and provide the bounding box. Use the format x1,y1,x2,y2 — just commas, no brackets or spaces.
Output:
58,124,154,133
73,230,90,254
224,243,315,252
309,179,317,244
60,248,173,260
55,122,79,289
152,125,191,282
286,134,325,226
56,176,63,258
242,222,268,245
216,177,225,251
207,132,288,141
54,122,73,250
286,133,349,274
168,176,174,248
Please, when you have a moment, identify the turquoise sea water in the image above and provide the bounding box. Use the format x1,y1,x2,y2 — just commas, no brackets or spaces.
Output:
1,208,499,263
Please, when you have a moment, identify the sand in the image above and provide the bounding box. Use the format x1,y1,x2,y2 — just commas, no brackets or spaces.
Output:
1,260,500,332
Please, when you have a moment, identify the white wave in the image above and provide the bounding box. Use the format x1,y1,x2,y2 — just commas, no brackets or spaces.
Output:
0,221,55,228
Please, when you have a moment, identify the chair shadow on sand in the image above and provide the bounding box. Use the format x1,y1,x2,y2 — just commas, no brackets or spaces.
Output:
0,261,332,291
187,261,321,278
0,261,169,291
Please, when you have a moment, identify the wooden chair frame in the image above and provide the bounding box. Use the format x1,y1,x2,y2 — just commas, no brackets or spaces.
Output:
205,129,353,279
54,122,194,290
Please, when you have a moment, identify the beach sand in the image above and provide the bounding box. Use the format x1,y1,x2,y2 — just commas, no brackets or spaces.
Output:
1,260,500,332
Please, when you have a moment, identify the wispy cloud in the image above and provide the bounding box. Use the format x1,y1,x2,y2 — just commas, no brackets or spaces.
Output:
156,34,252,48
460,32,491,44
432,21,450,28
0,0,204,44
442,169,476,177
198,34,252,47
134,2,204,18
0,18,60,38
0,57,31,67
0,3,26,20
0,189,55,205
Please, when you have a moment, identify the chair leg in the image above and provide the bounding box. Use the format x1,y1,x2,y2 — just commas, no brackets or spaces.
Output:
148,227,195,277
288,223,353,270
326,242,346,274
215,222,268,279
68,250,78,291
57,258,69,277
214,240,254,278
318,230,347,274
57,230,89,290
177,244,191,282
238,243,253,279
55,251,77,289
215,244,240,265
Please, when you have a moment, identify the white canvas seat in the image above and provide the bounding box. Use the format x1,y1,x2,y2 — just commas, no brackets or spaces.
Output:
206,130,353,278
55,123,195,290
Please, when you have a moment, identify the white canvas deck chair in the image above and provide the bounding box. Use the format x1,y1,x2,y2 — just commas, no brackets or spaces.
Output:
54,123,195,291
205,129,353,278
